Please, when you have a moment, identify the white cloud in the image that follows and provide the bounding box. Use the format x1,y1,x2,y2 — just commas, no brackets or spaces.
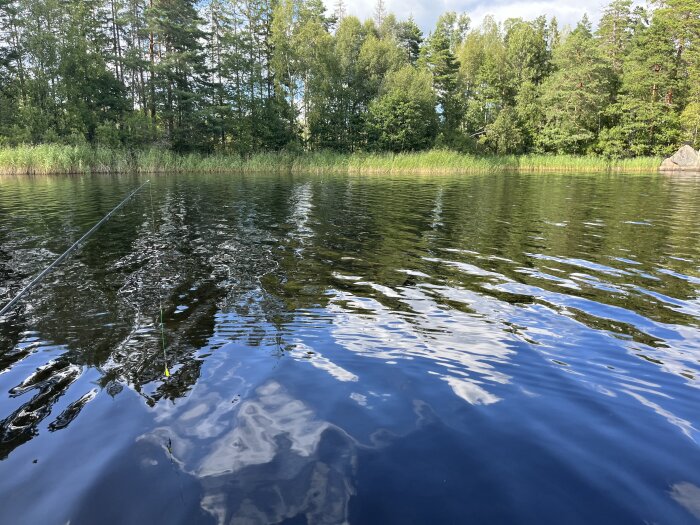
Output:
324,0,611,32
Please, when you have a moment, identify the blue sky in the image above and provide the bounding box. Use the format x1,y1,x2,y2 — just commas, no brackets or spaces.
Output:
323,0,614,31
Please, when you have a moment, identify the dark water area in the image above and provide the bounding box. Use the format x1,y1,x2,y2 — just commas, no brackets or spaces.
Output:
0,171,699,524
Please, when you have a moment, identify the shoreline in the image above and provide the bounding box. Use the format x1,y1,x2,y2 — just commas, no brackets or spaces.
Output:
0,145,662,175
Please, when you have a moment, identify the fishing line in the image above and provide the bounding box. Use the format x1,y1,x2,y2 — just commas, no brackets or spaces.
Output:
0,180,151,318
148,181,170,379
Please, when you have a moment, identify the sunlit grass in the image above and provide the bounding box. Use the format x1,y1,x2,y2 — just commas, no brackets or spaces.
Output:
0,145,663,175
297,152,662,174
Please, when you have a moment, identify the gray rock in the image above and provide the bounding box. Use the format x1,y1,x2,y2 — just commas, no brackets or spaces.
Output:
660,145,700,172
670,145,699,167
660,158,680,171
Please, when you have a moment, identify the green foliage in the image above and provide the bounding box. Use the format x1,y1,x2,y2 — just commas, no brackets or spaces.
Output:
455,16,552,150
395,18,423,63
514,81,544,151
480,107,526,154
597,0,637,75
421,16,464,145
504,17,552,87
147,0,209,152
681,102,700,147
0,0,695,159
598,12,686,156
365,66,437,152
538,19,612,154
601,95,682,157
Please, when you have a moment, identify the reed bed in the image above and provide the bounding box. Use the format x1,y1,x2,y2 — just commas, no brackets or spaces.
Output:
295,151,662,174
0,145,662,175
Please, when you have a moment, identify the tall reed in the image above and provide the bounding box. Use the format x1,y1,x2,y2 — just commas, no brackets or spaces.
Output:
0,145,663,175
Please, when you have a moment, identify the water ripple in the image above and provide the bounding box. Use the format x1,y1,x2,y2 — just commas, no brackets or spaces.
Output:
1,172,699,523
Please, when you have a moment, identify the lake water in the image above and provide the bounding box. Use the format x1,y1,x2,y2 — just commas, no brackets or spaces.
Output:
0,172,699,524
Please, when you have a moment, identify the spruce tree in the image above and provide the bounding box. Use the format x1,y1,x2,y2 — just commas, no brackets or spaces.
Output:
421,18,463,146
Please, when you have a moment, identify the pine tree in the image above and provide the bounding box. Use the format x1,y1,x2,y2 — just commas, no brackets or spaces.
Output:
0,0,23,142
654,0,700,147
396,17,423,63
147,0,209,151
538,17,612,154
597,0,636,75
599,10,685,156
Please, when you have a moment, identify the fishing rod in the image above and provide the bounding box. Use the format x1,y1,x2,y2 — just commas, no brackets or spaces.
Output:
0,180,151,318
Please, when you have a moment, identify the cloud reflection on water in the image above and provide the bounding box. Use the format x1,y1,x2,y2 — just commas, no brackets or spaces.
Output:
141,378,356,525
327,285,516,405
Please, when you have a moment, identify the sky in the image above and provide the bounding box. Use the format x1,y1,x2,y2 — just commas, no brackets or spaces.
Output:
322,0,614,31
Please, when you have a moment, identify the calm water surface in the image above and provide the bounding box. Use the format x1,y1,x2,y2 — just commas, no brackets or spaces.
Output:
0,172,699,524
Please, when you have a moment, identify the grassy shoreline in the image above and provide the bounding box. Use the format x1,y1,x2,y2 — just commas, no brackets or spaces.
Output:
0,145,662,175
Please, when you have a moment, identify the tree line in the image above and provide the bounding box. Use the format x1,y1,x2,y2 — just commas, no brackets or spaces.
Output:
0,0,698,157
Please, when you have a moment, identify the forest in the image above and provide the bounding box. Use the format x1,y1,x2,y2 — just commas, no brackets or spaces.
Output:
0,0,698,159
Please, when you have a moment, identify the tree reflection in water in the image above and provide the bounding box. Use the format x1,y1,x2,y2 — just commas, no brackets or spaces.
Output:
1,173,700,524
